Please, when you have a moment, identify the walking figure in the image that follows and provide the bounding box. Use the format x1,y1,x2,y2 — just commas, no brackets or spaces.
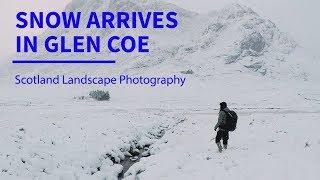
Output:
214,102,238,152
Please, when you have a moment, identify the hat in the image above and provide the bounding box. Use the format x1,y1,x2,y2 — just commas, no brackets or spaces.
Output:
220,102,227,108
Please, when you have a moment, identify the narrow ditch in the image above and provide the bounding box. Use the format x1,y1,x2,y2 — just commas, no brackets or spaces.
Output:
89,119,185,179
117,129,165,179
117,145,150,179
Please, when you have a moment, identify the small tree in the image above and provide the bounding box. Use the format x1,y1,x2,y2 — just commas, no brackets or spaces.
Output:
180,69,194,74
89,90,110,101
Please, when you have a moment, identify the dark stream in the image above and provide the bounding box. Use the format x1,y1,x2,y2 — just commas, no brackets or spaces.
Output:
118,130,165,179
118,146,150,179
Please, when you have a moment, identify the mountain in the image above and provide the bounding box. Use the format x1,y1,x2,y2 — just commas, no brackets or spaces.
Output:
9,0,316,80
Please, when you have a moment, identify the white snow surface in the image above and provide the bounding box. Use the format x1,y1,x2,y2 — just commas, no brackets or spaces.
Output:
1,76,320,180
1,0,320,180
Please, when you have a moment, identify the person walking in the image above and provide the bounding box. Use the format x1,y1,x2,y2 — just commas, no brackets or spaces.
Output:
214,102,234,152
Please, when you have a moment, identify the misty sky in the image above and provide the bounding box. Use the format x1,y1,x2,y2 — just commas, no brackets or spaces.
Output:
1,0,319,60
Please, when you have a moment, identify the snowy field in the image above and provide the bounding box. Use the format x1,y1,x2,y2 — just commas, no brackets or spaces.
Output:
1,0,320,179
1,75,320,180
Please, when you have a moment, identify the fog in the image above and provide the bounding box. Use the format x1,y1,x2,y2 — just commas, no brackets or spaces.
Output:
0,0,70,62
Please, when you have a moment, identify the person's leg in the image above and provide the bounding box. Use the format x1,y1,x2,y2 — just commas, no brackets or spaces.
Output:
215,130,223,152
215,130,222,143
222,131,229,149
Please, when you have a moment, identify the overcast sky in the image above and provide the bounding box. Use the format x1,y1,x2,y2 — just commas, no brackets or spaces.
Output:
1,0,319,60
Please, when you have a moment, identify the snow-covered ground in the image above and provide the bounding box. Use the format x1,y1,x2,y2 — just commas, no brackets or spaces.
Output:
137,112,320,180
1,75,320,179
1,0,320,179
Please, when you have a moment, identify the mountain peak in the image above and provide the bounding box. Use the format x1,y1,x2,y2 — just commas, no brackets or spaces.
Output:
213,3,258,21
11,2,308,80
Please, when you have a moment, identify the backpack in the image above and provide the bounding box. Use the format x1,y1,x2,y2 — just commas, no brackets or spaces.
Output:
221,110,238,131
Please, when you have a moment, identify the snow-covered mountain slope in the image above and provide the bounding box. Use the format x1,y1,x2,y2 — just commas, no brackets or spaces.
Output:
7,0,317,81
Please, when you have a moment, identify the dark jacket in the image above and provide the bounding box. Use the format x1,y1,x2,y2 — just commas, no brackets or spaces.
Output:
214,107,230,130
